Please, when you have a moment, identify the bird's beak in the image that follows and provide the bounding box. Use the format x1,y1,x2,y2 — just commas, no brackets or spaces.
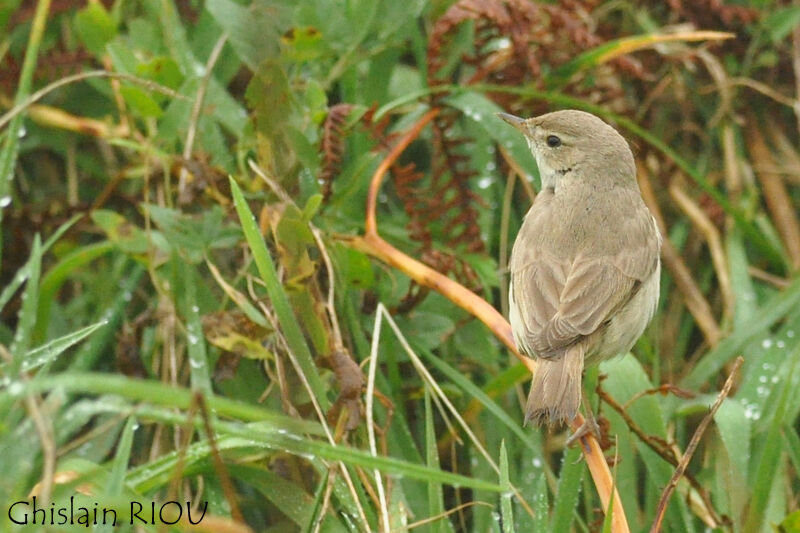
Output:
496,112,527,132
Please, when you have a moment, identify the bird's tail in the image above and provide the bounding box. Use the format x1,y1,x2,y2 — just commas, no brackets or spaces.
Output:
525,344,584,426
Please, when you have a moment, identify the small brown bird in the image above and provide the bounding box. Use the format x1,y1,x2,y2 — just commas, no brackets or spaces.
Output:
498,109,661,431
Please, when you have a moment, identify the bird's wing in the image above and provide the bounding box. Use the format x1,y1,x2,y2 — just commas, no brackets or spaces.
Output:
510,212,659,358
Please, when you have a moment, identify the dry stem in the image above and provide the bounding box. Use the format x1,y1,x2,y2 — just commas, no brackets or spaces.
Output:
650,356,743,532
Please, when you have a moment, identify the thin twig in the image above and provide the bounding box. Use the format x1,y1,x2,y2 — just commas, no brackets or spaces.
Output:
747,125,800,270
404,501,495,531
597,387,678,465
748,266,791,289
791,22,800,138
637,162,722,346
366,310,391,532
598,386,723,527
700,77,797,109
23,391,56,505
0,70,187,131
178,33,228,198
669,181,735,321
650,356,743,533
195,392,244,524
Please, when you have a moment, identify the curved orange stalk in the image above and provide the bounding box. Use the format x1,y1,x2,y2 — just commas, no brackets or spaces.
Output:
346,107,630,533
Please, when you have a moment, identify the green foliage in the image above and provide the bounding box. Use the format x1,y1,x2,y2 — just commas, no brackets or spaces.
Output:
3,1,800,532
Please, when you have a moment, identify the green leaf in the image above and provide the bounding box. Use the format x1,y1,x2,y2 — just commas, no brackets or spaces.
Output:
15,372,324,435
743,353,795,532
120,85,163,118
763,7,800,43
550,447,584,532
779,510,800,533
531,473,549,533
714,399,751,482
394,311,455,352
9,235,41,369
204,0,290,70
425,388,447,533
74,1,118,55
18,320,108,373
499,441,515,533
302,193,323,222
182,262,211,395
92,211,150,253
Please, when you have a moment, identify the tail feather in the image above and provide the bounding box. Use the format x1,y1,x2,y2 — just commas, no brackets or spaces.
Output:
525,344,585,426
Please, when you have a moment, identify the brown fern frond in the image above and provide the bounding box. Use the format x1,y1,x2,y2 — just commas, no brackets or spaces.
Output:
666,0,758,28
319,103,353,200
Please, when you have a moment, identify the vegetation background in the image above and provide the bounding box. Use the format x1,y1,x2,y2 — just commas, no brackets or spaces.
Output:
2,0,800,531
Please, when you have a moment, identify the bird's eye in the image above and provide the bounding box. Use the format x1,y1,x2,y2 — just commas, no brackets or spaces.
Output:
546,135,562,148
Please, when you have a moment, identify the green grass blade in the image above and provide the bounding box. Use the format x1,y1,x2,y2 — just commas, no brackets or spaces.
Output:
425,388,447,533
182,261,212,395
743,353,797,533
549,447,584,532
302,467,333,533
34,240,115,342
422,350,537,453
70,263,144,371
683,279,800,389
531,474,549,533
0,0,52,262
499,441,515,533
231,464,347,532
229,177,329,409
19,319,108,373
124,430,507,495
0,215,81,315
9,235,41,370
14,372,323,434
96,416,137,533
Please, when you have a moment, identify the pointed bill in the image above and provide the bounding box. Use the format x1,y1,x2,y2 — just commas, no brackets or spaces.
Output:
496,112,527,132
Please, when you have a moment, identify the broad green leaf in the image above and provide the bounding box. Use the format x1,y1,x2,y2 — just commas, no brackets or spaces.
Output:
763,7,800,43
204,0,290,70
74,2,117,56
714,398,751,482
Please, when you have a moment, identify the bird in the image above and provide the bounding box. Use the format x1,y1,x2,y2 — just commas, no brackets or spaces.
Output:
498,109,661,435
